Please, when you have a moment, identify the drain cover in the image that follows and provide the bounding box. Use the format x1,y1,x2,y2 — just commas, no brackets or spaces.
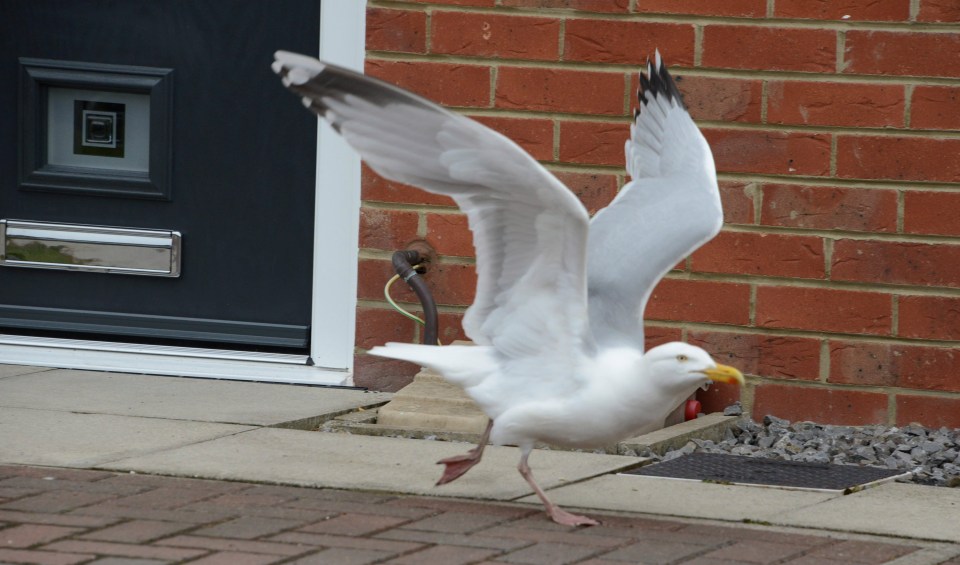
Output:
622,453,910,492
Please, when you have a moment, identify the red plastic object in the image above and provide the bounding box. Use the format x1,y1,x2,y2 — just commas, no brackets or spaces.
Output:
685,399,701,421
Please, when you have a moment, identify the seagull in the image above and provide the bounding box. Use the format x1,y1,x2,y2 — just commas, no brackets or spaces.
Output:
273,50,745,527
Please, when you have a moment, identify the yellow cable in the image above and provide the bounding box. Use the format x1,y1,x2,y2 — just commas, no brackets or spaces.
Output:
383,267,443,346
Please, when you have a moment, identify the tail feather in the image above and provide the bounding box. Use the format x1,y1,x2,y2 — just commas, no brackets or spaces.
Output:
368,343,496,388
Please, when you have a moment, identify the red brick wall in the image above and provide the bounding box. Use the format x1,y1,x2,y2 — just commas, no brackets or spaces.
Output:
355,0,960,429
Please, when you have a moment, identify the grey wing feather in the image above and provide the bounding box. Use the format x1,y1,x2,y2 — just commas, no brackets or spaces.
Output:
273,51,593,366
587,53,723,350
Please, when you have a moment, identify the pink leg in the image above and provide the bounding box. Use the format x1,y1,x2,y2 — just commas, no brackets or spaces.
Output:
518,449,600,527
436,419,493,486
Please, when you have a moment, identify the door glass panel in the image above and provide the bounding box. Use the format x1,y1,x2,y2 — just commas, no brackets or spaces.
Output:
47,87,150,172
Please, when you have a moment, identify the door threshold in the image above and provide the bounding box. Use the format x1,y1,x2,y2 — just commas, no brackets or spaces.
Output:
0,334,351,386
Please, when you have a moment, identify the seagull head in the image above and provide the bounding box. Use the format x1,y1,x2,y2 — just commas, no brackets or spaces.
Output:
642,342,745,393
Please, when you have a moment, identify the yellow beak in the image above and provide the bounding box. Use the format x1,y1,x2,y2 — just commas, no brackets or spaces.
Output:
701,364,745,385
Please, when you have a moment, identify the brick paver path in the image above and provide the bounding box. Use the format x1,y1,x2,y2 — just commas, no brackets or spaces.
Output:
0,465,926,564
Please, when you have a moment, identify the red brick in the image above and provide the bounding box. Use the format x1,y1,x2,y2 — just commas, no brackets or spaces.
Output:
353,353,418,392
431,12,559,61
300,513,410,536
425,213,473,257
358,208,419,251
361,258,475,306
672,75,763,123
918,0,960,21
832,239,960,288
645,279,751,326
911,86,960,130
633,0,766,17
79,519,193,543
844,31,960,78
496,67,626,116
644,325,683,349
193,516,304,539
384,545,501,564
767,81,904,128
760,184,897,233
774,0,910,21
182,552,282,565
719,182,756,225
0,548,94,565
691,231,825,279
357,259,476,306
697,378,741,415
365,60,491,108
362,165,456,208
385,0,493,5
756,286,892,335
500,0,629,11
470,115,554,161
702,26,836,72
703,129,831,176
836,136,960,183
558,121,630,166
355,307,417,350
753,384,888,425
829,340,960,392
0,524,80,548
42,540,205,561
688,330,821,380
437,311,470,344
903,191,960,236
896,395,960,428
554,171,618,215
564,20,695,65
159,534,331,556
898,295,960,340
366,7,427,54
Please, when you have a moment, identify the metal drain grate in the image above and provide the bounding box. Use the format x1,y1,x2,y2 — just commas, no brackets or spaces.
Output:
622,452,910,492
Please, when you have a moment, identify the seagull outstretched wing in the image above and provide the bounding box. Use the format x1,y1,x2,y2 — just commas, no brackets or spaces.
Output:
273,51,593,378
587,53,723,351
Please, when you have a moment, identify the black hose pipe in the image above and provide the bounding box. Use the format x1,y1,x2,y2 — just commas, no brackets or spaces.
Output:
391,249,439,346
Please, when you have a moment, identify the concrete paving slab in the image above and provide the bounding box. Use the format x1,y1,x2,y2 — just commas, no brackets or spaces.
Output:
0,369,391,426
0,407,253,468
0,364,50,379
99,428,640,500
771,482,960,543
515,474,837,522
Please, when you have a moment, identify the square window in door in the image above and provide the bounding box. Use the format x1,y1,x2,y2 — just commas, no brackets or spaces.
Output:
18,58,172,200
75,101,125,157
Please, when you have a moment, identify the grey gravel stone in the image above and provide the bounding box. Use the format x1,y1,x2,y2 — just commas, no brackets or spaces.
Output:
646,408,960,488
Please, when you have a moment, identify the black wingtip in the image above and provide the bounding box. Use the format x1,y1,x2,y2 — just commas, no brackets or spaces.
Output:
636,51,686,111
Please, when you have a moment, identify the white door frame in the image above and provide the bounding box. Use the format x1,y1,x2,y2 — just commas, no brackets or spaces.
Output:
0,1,365,386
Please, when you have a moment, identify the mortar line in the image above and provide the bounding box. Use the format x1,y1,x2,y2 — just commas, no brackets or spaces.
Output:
835,30,846,74
766,0,775,18
903,83,915,128
425,7,433,53
829,135,838,177
694,24,704,67
891,294,900,337
558,17,566,61
760,81,768,124
909,0,921,21
896,189,906,233
749,284,758,326
661,269,960,298
819,339,830,382
489,64,498,108
651,319,960,349
718,222,960,245
366,51,960,86
750,182,763,224
887,394,898,426
823,238,834,280
366,1,960,32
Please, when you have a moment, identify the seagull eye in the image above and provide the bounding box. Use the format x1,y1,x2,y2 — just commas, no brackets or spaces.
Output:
676,354,688,362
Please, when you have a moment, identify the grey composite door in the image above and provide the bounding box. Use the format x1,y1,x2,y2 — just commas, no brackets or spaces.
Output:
0,1,321,353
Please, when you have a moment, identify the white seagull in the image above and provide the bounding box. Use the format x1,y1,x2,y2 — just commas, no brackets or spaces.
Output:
273,50,744,526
